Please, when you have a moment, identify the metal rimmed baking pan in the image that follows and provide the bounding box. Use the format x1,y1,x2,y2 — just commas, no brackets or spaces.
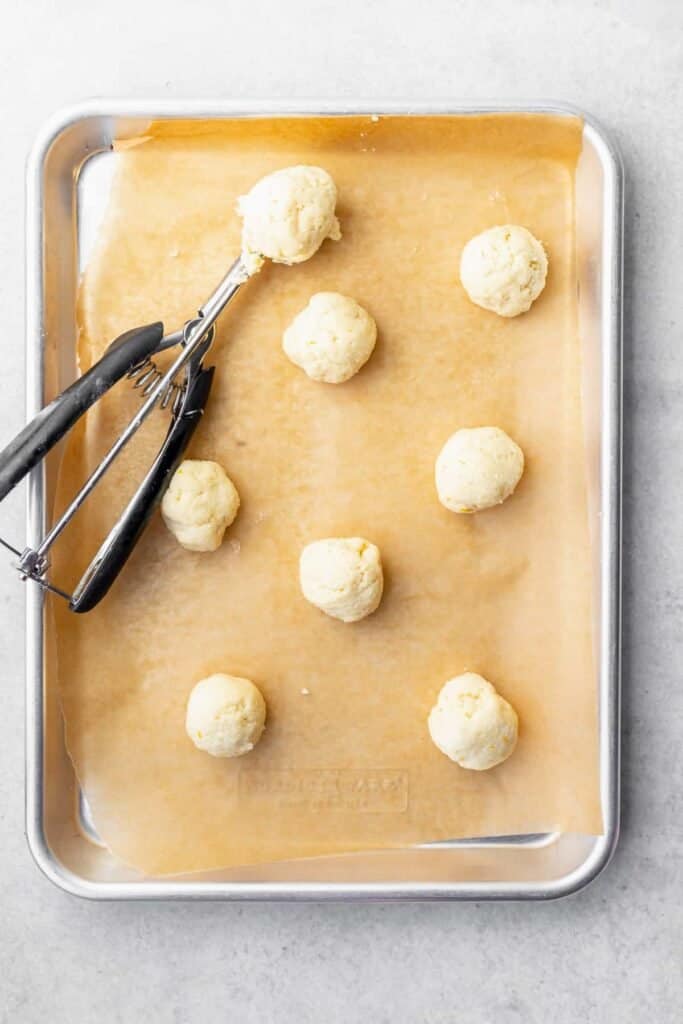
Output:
24,100,622,900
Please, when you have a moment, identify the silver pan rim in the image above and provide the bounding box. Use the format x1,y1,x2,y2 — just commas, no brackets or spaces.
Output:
25,99,622,900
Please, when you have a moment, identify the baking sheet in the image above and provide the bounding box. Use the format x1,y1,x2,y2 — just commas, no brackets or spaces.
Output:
51,114,601,875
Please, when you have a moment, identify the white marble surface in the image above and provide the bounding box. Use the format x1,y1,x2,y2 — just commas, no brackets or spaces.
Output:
1,1,681,1021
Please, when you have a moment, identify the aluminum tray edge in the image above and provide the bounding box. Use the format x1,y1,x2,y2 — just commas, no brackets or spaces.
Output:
24,100,623,901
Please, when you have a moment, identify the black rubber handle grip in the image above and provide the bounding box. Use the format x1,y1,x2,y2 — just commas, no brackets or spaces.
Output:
70,365,215,613
0,322,164,502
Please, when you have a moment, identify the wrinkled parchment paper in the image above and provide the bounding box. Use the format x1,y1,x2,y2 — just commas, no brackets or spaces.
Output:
51,115,601,874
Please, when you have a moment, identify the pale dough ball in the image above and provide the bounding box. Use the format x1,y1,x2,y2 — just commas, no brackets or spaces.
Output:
161,459,240,552
237,165,341,274
186,673,266,758
283,292,377,383
460,224,548,317
428,672,518,770
299,537,383,623
435,427,524,513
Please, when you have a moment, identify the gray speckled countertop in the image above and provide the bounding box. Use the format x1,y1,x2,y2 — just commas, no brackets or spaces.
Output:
1,2,681,1021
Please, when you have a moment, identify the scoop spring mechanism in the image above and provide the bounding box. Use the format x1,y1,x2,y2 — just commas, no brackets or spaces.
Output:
0,258,250,612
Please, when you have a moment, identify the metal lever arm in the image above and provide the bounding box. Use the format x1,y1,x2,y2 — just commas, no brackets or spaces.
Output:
0,322,164,502
70,364,215,613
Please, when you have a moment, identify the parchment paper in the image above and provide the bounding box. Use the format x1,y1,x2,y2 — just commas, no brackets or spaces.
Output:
51,115,602,874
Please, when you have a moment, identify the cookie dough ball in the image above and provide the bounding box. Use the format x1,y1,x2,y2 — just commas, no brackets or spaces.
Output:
435,427,524,513
428,672,518,770
161,459,240,552
238,165,341,274
460,225,548,317
186,673,266,758
299,537,383,623
283,292,377,383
